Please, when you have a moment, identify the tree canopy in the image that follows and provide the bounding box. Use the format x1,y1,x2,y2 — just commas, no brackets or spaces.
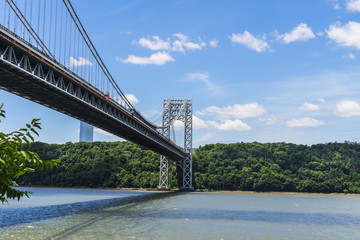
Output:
0,104,59,203
18,140,360,194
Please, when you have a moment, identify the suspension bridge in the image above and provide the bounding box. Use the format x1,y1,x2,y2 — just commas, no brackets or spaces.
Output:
0,0,192,189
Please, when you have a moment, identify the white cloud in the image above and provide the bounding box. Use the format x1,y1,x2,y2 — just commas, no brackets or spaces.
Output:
275,23,316,44
331,0,341,9
95,128,114,137
185,72,219,94
209,40,219,48
125,94,139,104
137,36,170,50
186,72,211,83
173,120,184,130
69,57,93,67
116,93,139,106
343,53,356,59
258,115,279,125
217,119,252,131
299,102,320,111
318,98,326,103
286,117,325,127
346,0,360,12
172,33,206,52
119,52,174,65
193,115,251,131
193,115,212,129
197,103,266,120
326,21,360,49
335,100,360,117
230,31,270,52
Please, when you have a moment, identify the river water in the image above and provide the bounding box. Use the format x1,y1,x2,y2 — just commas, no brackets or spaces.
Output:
1,187,360,239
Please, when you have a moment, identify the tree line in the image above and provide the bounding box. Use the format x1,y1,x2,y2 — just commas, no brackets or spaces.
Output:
19,141,360,193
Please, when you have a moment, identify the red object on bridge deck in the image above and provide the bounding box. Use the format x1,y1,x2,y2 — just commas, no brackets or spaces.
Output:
105,92,110,101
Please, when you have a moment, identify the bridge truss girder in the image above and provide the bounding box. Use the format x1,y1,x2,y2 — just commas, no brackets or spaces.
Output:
158,99,193,190
0,27,186,162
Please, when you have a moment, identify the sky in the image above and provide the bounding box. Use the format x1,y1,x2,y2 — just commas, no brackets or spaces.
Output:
2,0,360,147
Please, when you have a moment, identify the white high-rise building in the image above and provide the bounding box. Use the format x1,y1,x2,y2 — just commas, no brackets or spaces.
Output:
79,121,93,142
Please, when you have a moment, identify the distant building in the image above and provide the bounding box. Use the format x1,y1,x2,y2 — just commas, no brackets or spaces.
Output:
79,121,93,142
344,140,360,145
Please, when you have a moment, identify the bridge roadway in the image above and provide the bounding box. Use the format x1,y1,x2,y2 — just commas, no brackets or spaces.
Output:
0,26,186,162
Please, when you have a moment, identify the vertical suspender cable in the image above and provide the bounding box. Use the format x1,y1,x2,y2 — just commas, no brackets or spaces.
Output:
6,0,54,58
68,18,71,69
29,0,32,43
7,0,10,28
54,0,58,58
42,0,45,42
13,0,16,32
64,8,67,65
37,0,40,47
3,1,6,26
49,0,52,51
63,0,133,109
23,0,27,39
60,1,64,63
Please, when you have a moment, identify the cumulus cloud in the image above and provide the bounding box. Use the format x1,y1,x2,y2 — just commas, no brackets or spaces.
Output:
346,0,360,12
326,21,360,49
193,115,251,131
197,103,266,120
69,57,93,67
120,33,217,66
193,115,213,129
209,40,219,48
286,117,325,127
335,100,360,117
299,102,320,111
137,36,170,50
258,115,279,125
119,52,174,65
125,94,139,104
217,119,252,131
230,31,270,52
172,33,207,52
275,23,316,44
116,93,139,106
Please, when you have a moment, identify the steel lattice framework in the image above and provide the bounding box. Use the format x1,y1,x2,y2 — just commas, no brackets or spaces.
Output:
158,99,193,190
0,0,194,190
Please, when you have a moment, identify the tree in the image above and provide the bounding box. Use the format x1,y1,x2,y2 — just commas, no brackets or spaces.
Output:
0,104,59,203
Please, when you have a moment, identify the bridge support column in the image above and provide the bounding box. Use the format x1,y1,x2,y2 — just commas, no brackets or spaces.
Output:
158,99,193,190
158,156,169,189
182,154,193,189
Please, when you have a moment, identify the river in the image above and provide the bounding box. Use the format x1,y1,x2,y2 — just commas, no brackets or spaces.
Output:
1,187,360,239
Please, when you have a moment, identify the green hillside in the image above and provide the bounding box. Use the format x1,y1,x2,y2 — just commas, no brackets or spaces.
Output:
20,141,360,193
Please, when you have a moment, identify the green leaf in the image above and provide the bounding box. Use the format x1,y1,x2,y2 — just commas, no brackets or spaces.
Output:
30,128,39,136
26,132,34,142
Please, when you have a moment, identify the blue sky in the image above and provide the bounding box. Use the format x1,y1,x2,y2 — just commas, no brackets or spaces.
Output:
2,0,360,147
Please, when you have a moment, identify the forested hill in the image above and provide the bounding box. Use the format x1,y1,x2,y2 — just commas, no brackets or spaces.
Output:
20,141,360,193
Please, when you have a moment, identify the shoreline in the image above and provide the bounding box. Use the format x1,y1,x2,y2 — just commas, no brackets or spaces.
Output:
193,190,360,197
17,185,360,197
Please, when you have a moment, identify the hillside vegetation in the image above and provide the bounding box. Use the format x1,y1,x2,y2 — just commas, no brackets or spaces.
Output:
19,141,360,193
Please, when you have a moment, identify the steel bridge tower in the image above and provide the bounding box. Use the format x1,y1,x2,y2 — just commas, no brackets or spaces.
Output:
158,99,193,190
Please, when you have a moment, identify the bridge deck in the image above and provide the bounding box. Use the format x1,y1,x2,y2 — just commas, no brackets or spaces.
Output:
0,27,186,162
